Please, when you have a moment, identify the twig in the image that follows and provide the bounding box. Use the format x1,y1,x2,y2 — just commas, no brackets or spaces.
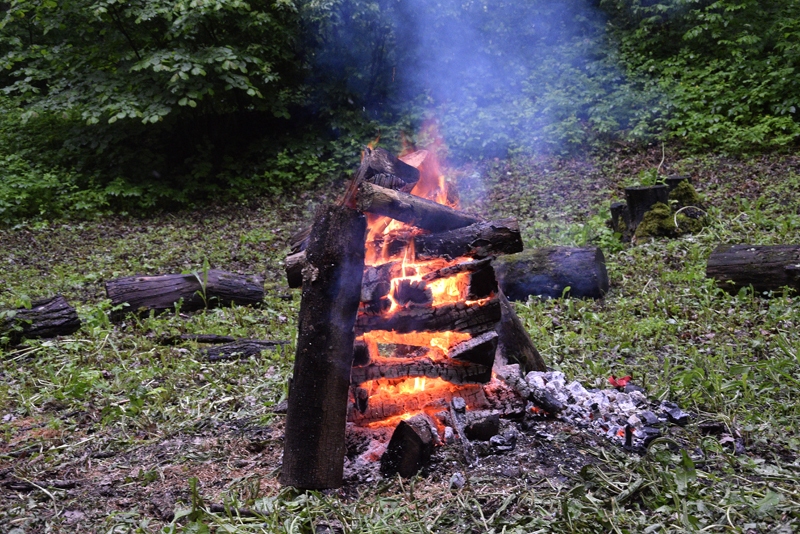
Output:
673,205,708,228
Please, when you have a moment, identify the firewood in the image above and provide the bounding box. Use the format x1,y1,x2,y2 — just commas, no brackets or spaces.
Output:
355,295,501,336
380,414,437,478
356,182,481,233
361,261,400,302
361,146,421,192
105,270,264,319
706,244,800,294
448,331,498,370
422,257,498,300
1,295,81,345
413,218,523,260
280,205,367,490
494,290,547,373
493,246,609,301
350,355,491,385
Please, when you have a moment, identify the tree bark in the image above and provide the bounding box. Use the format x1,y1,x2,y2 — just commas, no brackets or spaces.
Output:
280,205,367,490
493,246,609,301
706,244,800,294
105,270,264,318
1,295,81,345
494,290,547,373
355,295,501,336
413,218,523,260
624,185,669,230
357,182,481,233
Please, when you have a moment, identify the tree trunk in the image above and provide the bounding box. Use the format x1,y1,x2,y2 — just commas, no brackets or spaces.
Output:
1,295,81,345
624,185,669,230
356,182,481,233
105,270,264,318
280,205,367,490
493,246,609,301
494,290,547,373
706,244,800,294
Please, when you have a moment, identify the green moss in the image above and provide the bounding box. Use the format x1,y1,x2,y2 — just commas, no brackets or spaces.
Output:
634,201,708,239
669,180,704,210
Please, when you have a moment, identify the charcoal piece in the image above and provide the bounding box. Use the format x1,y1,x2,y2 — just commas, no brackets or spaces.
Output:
662,401,690,426
640,426,661,446
640,411,660,426
464,413,500,441
380,414,436,478
354,387,369,414
352,339,372,367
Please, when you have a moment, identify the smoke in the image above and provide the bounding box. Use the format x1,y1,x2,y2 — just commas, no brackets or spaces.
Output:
309,0,660,158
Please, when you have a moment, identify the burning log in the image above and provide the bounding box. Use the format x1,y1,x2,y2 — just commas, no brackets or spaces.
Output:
422,257,498,301
1,295,81,345
706,244,800,294
357,182,481,233
380,414,438,478
105,270,264,318
281,205,367,490
361,146,421,192
355,295,501,336
351,355,491,386
493,246,609,301
413,218,523,260
495,290,547,373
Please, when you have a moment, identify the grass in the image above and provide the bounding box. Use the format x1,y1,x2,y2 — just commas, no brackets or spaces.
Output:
1,146,799,533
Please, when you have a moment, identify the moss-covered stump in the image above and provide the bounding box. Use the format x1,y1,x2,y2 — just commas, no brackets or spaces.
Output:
634,202,708,239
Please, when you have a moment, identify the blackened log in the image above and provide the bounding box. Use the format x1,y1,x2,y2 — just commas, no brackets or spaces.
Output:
362,147,421,192
1,295,81,345
357,182,481,233
281,205,367,490
463,411,500,441
624,185,669,230
355,296,501,336
105,270,264,318
361,261,400,302
351,356,491,385
494,246,609,301
495,290,547,373
706,244,800,294
159,334,237,345
422,257,498,300
380,414,437,478
413,218,523,260
204,340,289,361
448,331,498,370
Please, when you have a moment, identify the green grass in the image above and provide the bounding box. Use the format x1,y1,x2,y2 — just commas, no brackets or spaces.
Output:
1,147,799,533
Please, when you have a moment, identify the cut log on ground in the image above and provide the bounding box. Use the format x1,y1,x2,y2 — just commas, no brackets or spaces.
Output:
203,340,290,361
281,205,367,490
493,246,609,301
413,218,523,260
355,295,501,336
624,185,669,230
105,270,264,318
494,290,547,373
706,244,800,294
357,182,481,233
1,295,81,345
380,414,437,478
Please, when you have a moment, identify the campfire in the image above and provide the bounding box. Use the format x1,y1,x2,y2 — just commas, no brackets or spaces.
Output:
279,139,685,490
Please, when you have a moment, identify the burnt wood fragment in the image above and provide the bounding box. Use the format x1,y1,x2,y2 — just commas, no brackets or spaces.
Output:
1,295,81,345
357,182,481,233
413,218,523,260
706,244,800,294
463,411,500,441
204,340,289,361
422,257,498,301
380,414,437,478
350,355,491,385
280,205,367,490
494,290,547,373
494,246,609,301
355,296,501,336
361,146,421,193
105,270,264,318
448,331,498,371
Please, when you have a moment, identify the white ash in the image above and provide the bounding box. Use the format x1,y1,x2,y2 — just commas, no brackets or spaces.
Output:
522,370,672,448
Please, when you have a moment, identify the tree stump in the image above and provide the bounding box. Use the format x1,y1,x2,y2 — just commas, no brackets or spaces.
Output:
105,270,264,318
624,185,669,231
1,295,81,345
493,246,609,301
280,205,367,490
706,244,800,294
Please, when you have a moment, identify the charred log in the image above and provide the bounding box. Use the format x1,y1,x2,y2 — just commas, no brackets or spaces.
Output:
105,270,264,318
361,146,421,192
495,290,547,373
204,340,289,361
380,414,437,478
706,244,800,295
281,205,367,490
355,296,501,336
422,257,498,300
350,355,491,386
448,331,498,369
413,218,523,260
1,295,81,345
493,246,609,301
285,251,306,288
357,182,481,233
